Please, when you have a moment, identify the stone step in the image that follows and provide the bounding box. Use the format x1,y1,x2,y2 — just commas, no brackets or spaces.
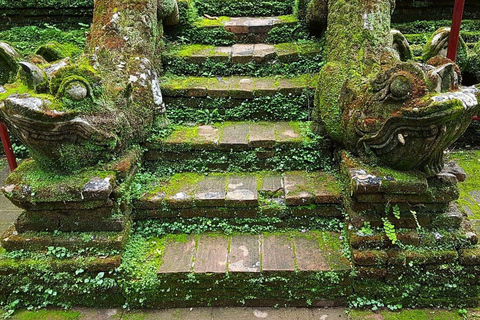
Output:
162,75,316,123
348,225,478,250
123,231,352,308
132,170,342,220
194,0,293,18
1,223,131,252
144,121,333,172
163,41,323,76
193,15,298,43
162,75,316,99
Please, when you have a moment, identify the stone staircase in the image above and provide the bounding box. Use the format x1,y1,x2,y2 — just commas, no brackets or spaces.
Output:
121,0,352,308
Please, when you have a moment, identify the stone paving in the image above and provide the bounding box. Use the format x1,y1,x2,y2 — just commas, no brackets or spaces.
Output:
161,74,316,99
135,170,342,219
164,41,322,64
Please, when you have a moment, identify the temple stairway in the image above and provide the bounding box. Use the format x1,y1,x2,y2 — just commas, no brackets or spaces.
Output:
120,0,353,308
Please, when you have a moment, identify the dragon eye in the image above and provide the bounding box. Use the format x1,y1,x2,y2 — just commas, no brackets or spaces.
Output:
64,81,88,101
390,76,412,100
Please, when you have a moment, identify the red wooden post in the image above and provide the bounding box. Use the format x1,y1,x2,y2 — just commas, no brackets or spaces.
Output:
0,122,17,172
447,0,466,61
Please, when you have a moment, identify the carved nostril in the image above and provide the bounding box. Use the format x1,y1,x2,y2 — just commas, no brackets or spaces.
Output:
19,61,47,91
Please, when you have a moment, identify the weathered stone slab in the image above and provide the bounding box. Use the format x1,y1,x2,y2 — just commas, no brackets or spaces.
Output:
229,78,254,98
206,78,231,98
310,172,342,204
278,78,304,95
318,232,351,271
163,126,220,150
195,175,227,207
224,18,249,34
259,174,283,195
352,250,388,266
220,122,249,149
194,234,229,273
158,235,196,274
275,43,299,63
165,177,198,209
262,234,295,272
252,44,275,63
247,17,274,33
387,249,459,266
342,151,429,196
231,44,254,63
274,122,301,143
253,78,278,97
284,171,313,206
228,234,261,272
226,175,258,207
293,235,329,271
248,123,276,148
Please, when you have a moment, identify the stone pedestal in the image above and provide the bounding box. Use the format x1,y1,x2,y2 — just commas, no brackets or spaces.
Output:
341,150,480,307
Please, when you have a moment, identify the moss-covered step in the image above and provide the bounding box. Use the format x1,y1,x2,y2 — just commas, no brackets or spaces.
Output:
132,170,343,221
162,75,316,122
193,0,293,17
121,231,352,308
162,74,316,98
0,247,124,309
162,41,323,76
1,219,131,252
192,15,298,43
144,121,333,171
348,223,478,251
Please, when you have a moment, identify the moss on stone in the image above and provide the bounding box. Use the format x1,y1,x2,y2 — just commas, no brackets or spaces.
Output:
450,150,480,220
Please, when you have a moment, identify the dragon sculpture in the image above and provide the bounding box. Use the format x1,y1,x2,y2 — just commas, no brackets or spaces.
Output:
313,0,480,176
0,0,178,172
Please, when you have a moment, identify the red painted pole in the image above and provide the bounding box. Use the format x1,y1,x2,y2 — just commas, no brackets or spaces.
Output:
0,122,17,172
447,0,466,61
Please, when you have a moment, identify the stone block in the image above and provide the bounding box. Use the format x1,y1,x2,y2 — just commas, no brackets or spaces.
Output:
293,234,330,271
219,122,249,149
262,233,295,272
229,78,254,98
158,235,196,274
253,78,278,97
206,77,231,98
194,234,229,273
231,44,254,64
248,122,276,148
284,171,314,206
194,175,227,207
225,174,258,207
352,250,388,266
252,44,275,63
228,234,261,272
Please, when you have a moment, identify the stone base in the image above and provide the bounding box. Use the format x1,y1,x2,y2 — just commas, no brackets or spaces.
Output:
0,148,140,251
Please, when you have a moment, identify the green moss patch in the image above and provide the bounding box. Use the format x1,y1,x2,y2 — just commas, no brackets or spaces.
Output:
4,159,115,203
450,150,480,220
0,24,87,58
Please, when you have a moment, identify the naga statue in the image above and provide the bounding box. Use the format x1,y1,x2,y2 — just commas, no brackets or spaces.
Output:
0,0,179,172
313,0,480,177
